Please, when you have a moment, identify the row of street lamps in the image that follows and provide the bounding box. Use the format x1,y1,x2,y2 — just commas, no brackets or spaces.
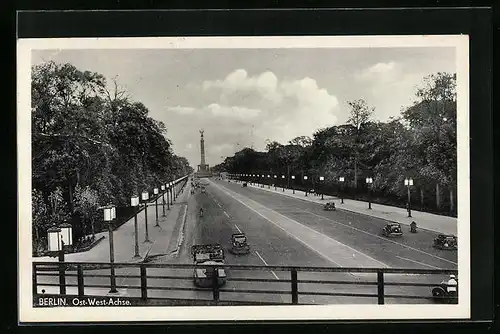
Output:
231,173,414,217
46,176,188,293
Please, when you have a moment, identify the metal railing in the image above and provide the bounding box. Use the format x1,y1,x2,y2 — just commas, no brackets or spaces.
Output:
33,261,458,306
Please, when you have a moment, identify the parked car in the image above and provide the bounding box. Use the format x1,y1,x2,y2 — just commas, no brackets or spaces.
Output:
433,234,457,250
242,182,247,187
191,244,227,288
382,223,403,237
323,202,336,211
229,233,250,255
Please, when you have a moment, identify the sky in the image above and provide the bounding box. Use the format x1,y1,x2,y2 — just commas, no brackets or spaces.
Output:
32,47,456,169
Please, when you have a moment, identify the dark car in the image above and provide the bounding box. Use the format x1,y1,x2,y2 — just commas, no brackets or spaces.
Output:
431,279,458,303
433,234,457,250
229,233,250,255
382,223,403,237
242,182,247,187
323,202,336,211
191,244,227,288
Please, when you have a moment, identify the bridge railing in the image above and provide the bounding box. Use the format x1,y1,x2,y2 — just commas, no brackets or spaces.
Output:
33,261,458,306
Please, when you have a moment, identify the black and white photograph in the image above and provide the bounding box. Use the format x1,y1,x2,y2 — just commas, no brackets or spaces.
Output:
17,35,470,322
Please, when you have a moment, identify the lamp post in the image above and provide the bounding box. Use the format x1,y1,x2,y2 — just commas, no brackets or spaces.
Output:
366,177,373,209
404,178,414,217
282,175,285,192
103,204,118,293
319,176,325,200
131,195,140,258
166,183,171,209
169,182,174,205
161,185,166,217
274,175,277,190
291,175,295,194
267,175,271,189
59,221,73,250
304,176,308,196
47,223,72,295
339,176,345,204
154,187,159,227
141,191,151,243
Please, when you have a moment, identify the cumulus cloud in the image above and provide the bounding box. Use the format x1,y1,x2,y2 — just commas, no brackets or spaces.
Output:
356,61,399,82
167,105,196,115
170,69,339,164
208,103,262,118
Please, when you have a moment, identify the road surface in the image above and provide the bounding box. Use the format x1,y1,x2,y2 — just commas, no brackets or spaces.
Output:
34,177,458,305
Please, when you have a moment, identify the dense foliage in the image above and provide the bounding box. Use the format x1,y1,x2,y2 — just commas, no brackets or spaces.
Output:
31,61,193,252
212,73,457,216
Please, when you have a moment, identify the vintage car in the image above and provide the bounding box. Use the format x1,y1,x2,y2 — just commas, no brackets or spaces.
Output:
433,234,457,250
431,279,458,303
382,223,403,237
242,182,248,187
191,244,227,288
229,233,250,255
323,202,336,211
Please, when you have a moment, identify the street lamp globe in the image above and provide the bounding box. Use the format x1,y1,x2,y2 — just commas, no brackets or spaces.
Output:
267,175,270,178
104,205,114,222
274,175,277,178
47,226,62,252
366,177,373,184
131,195,139,207
59,222,73,247
291,175,295,179
319,176,325,181
154,187,159,195
141,191,149,201
304,176,308,180
339,176,345,182
282,175,285,179
161,185,165,191
404,178,414,186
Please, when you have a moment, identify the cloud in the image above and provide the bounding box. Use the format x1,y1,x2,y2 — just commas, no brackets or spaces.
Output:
167,105,196,115
172,69,340,164
356,61,399,82
207,103,262,118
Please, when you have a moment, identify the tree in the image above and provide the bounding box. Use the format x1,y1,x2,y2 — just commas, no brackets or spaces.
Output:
346,99,374,188
402,72,457,211
32,189,49,254
73,185,100,238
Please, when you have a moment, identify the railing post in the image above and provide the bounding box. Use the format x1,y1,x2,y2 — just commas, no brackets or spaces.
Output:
58,250,66,295
140,265,148,301
32,262,38,296
377,270,385,305
212,266,220,302
291,269,298,304
77,265,85,296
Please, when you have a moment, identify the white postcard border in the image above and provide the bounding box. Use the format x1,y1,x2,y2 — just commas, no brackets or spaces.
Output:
17,35,470,322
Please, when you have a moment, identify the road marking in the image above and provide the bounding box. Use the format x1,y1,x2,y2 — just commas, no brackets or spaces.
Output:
209,182,350,268
255,251,280,280
302,209,457,265
234,224,242,233
217,202,221,208
396,256,441,269
223,211,230,218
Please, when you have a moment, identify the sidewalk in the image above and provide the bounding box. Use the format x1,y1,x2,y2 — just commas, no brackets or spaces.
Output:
33,182,191,263
240,181,457,235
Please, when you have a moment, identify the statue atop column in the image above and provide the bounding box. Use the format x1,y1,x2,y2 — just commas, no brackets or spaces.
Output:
197,129,211,177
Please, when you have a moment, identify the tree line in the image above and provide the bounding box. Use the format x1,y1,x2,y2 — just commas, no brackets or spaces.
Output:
31,61,193,254
212,72,457,217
